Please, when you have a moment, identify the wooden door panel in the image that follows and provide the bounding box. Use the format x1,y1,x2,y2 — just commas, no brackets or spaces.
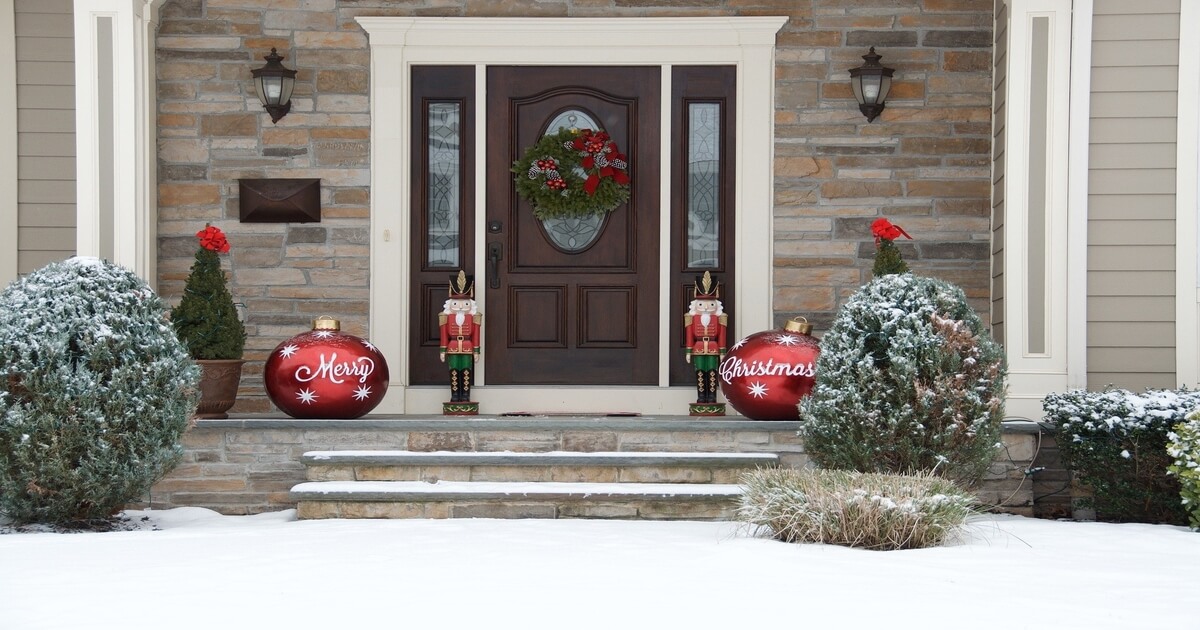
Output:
486,66,660,385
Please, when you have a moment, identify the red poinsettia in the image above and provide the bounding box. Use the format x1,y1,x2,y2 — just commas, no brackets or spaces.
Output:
871,218,912,244
197,224,231,253
571,129,630,196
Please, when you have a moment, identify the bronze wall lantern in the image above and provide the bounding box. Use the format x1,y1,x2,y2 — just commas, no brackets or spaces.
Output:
251,48,297,124
849,47,895,123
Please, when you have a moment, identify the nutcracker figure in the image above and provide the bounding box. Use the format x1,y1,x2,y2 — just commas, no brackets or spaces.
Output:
685,271,728,415
439,270,481,412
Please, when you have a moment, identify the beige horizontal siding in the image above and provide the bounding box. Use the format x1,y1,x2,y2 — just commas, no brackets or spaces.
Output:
1086,0,1180,389
15,0,74,274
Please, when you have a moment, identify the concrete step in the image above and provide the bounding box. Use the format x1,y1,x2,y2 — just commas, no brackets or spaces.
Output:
301,450,778,484
291,480,742,520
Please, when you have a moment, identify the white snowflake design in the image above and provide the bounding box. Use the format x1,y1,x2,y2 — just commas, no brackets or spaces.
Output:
352,385,372,401
731,336,750,351
362,340,378,353
776,334,800,347
313,331,334,339
296,388,319,404
278,344,299,358
747,381,768,399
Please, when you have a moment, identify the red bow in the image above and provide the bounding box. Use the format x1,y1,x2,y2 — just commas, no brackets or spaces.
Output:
575,131,630,196
871,218,912,244
197,225,230,253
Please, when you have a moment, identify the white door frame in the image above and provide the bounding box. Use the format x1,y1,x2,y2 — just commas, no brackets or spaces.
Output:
357,17,786,414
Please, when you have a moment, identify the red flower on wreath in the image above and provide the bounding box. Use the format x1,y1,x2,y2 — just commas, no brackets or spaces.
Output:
197,224,231,254
871,218,912,245
570,129,630,196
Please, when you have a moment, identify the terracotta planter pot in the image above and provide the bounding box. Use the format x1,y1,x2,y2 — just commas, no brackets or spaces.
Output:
195,359,245,419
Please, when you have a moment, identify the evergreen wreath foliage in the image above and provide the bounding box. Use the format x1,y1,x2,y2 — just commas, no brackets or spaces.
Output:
171,225,245,360
0,258,200,525
512,128,631,220
799,274,1007,486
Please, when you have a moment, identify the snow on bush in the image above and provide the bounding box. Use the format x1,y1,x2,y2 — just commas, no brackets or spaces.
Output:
1044,388,1196,525
1168,412,1200,530
737,468,974,550
799,274,1006,486
0,258,200,526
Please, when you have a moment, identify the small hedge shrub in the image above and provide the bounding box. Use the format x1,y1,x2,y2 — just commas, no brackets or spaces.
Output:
1167,411,1200,530
738,468,975,550
1044,388,1197,525
799,274,1006,486
0,258,200,526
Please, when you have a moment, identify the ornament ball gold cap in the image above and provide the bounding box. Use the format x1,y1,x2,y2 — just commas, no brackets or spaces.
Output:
784,316,812,335
313,315,341,331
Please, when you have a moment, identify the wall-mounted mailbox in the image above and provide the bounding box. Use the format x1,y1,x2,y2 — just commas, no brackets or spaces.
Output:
238,178,321,223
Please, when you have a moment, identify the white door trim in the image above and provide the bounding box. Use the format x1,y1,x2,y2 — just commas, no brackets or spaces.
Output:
357,17,786,414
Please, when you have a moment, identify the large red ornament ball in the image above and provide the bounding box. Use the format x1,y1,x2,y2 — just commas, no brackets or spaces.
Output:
719,318,820,421
264,316,389,419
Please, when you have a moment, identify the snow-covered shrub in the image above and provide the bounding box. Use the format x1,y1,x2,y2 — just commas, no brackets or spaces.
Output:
1044,388,1196,525
0,258,200,525
1168,412,1200,530
799,274,1006,485
738,468,974,550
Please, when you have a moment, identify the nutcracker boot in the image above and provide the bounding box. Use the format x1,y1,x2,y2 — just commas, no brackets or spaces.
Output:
461,368,473,402
695,370,705,403
449,369,460,402
707,370,719,403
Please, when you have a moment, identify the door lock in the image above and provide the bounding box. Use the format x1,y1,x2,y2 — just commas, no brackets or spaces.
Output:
487,242,503,289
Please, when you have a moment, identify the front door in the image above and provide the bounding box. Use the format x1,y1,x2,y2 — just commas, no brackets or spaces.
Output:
484,67,661,385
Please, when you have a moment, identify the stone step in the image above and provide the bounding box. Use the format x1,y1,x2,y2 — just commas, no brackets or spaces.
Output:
300,450,779,484
291,480,742,520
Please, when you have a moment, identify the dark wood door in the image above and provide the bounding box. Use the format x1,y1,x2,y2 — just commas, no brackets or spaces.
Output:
485,67,661,385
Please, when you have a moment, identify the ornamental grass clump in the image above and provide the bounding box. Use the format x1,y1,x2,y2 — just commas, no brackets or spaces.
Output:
171,224,245,360
1168,411,1200,530
738,468,975,550
799,274,1006,486
1045,388,1197,524
0,258,200,526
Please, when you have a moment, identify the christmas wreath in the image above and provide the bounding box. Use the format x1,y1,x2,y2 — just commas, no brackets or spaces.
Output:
511,128,631,220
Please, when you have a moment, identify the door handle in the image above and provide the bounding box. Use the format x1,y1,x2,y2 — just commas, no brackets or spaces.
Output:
487,242,503,289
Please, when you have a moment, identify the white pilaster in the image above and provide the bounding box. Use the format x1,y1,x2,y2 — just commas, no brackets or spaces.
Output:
0,0,17,286
73,0,160,283
1177,0,1200,387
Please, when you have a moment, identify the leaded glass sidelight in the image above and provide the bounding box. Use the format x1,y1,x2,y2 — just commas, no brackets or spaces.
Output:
539,108,608,253
427,102,461,267
687,102,720,268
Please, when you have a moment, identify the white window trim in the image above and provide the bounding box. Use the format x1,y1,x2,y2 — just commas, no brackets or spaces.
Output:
1001,0,1078,420
0,0,17,285
1178,0,1200,387
357,17,785,414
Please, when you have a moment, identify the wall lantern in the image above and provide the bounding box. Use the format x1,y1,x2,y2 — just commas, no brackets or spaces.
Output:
251,48,296,124
848,47,894,123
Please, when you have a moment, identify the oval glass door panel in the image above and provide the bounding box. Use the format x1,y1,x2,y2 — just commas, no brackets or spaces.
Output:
539,109,607,253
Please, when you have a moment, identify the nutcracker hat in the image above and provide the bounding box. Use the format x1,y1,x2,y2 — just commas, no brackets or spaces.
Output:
448,270,475,299
693,270,720,300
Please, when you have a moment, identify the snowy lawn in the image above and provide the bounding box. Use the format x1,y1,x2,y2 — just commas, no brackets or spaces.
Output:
1,509,1197,629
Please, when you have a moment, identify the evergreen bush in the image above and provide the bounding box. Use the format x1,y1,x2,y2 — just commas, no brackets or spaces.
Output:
1045,388,1195,524
1168,411,1200,530
799,274,1006,486
870,217,911,277
171,225,245,359
0,258,200,525
738,468,975,550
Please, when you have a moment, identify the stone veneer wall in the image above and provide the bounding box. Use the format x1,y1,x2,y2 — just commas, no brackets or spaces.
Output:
154,0,995,413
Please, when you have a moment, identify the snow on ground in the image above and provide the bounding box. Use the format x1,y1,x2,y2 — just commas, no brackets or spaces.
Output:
1,510,1197,630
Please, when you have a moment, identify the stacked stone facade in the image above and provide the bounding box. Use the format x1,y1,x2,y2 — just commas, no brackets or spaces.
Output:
154,0,994,413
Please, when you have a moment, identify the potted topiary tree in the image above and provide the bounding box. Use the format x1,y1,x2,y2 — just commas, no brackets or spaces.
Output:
171,224,246,418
